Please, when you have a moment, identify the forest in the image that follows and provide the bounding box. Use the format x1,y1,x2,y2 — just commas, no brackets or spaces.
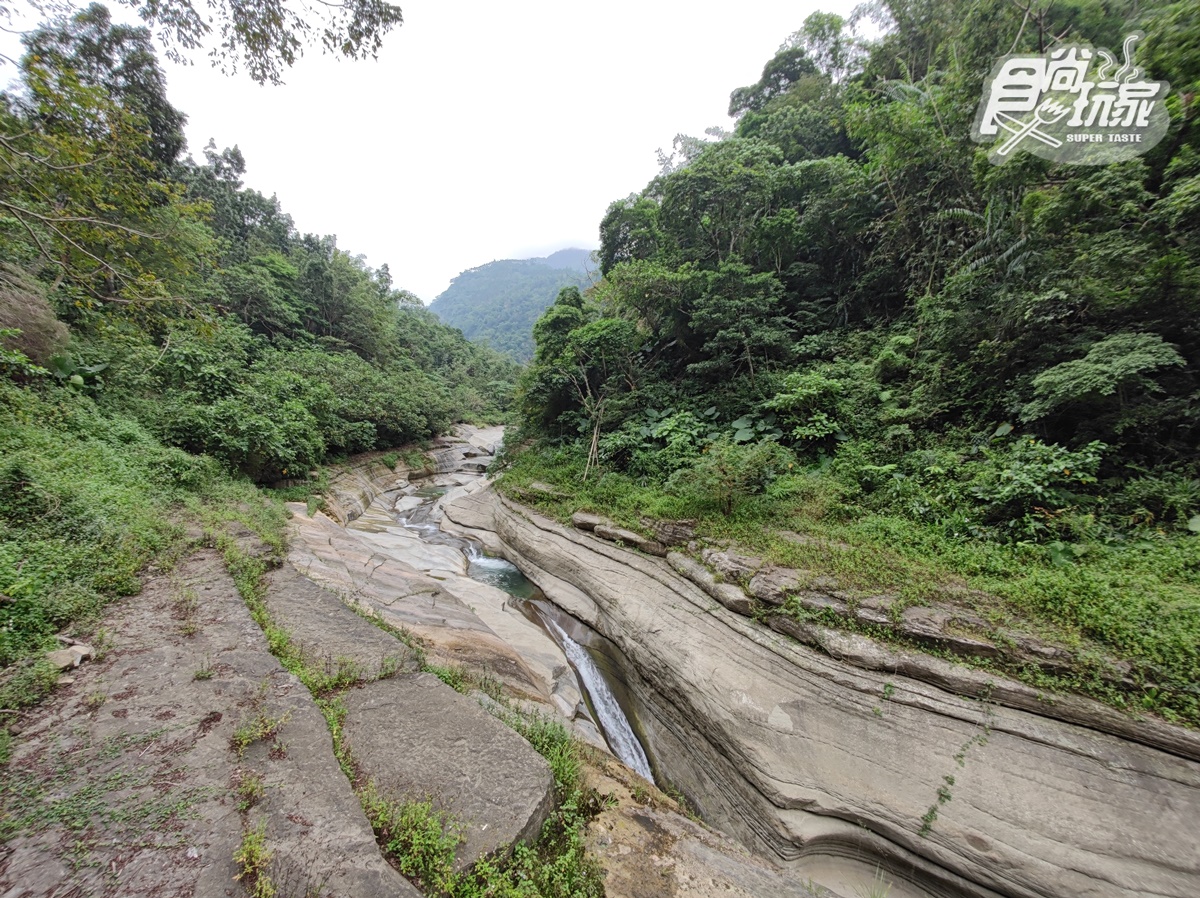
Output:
510,1,1200,724
0,3,517,708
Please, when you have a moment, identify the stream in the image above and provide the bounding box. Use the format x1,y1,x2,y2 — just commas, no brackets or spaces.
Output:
394,484,657,783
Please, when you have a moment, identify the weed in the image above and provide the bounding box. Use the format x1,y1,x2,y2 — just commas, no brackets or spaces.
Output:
230,709,291,758
426,663,470,694
233,771,266,812
194,655,215,680
855,868,893,898
361,786,461,894
630,783,649,804
233,821,276,898
84,692,106,712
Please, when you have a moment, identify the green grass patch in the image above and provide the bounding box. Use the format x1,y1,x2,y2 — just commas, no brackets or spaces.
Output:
0,382,287,715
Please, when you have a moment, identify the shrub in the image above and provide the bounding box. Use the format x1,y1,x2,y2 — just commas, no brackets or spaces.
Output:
668,436,795,516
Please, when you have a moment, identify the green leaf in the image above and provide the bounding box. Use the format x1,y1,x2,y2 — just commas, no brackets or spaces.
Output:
994,422,1013,437
1188,515,1200,533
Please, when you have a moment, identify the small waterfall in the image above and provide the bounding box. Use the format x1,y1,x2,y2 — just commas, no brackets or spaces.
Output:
545,618,655,783
390,481,657,783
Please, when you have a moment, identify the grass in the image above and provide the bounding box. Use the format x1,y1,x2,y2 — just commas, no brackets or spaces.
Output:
0,381,288,716
234,770,267,812
234,820,277,898
498,443,1200,726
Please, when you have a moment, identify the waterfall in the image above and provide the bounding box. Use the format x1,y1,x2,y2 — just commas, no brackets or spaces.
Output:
392,484,657,783
546,618,655,783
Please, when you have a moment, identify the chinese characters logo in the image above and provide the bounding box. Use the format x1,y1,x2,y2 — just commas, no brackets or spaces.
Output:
972,33,1169,165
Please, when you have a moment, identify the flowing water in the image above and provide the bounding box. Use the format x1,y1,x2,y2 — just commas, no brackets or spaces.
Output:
392,486,657,782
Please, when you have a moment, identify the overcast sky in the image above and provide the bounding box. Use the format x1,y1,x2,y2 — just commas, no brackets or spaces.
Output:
11,0,865,301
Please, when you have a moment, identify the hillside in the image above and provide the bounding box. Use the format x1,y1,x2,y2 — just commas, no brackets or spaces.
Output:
429,251,596,361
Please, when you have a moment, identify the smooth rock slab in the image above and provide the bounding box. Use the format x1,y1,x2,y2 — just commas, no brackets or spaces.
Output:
341,674,555,868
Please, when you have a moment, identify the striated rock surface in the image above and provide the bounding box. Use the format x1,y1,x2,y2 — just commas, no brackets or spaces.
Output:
444,487,1200,898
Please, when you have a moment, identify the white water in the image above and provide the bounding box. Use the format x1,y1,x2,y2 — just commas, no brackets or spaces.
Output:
546,618,655,783
394,486,656,783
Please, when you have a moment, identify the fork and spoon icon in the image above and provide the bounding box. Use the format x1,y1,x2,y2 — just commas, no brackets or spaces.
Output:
995,99,1072,155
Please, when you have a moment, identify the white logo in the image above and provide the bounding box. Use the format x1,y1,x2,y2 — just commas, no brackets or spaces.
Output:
972,33,1169,164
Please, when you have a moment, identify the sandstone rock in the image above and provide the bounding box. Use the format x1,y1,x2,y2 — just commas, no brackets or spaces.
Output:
341,674,555,868
263,566,421,679
746,568,800,606
68,644,93,664
5,548,419,898
477,489,1200,898
667,553,755,616
643,517,697,547
571,512,607,531
701,548,763,583
593,524,668,556
46,648,79,670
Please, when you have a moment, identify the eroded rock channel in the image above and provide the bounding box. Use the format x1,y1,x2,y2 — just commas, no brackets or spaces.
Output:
435,437,1200,898
287,427,1200,898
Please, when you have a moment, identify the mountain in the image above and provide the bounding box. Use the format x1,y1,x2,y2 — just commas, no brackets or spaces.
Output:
429,250,596,361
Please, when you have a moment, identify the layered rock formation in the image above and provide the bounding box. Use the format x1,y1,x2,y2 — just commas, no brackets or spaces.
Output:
443,488,1200,898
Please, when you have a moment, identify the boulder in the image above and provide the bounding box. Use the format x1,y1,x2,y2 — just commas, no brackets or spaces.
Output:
341,674,555,869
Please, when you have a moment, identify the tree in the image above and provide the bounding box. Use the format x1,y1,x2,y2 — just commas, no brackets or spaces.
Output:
116,0,404,84
22,4,187,170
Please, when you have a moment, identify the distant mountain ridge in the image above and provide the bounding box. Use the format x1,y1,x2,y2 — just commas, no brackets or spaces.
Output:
429,249,596,361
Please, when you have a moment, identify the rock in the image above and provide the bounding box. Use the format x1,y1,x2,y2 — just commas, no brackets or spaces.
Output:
667,553,755,616
262,566,422,679
341,674,555,869
5,548,419,898
594,524,667,557
851,604,893,628
746,568,803,606
643,518,697,547
700,548,763,583
792,592,848,617
68,644,93,665
571,512,607,531
46,648,79,670
394,495,426,513
478,489,1200,898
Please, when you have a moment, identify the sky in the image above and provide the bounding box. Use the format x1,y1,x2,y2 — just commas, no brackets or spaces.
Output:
7,0,865,302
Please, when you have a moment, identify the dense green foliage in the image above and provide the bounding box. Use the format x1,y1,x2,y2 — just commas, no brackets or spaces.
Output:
0,5,516,704
429,250,595,361
515,1,1200,721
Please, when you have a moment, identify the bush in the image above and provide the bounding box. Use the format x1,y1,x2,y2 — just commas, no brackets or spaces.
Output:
668,436,795,516
969,437,1106,537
